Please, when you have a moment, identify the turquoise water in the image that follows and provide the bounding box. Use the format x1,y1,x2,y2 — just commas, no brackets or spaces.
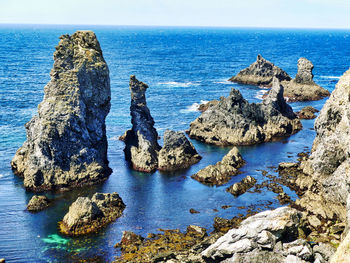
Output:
0,25,349,262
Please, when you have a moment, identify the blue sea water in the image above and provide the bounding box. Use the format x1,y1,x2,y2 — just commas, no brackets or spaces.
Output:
0,24,350,262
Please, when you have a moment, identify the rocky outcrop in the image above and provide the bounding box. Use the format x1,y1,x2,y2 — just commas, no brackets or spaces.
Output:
189,77,302,146
191,147,244,186
59,192,125,235
11,31,112,191
297,106,319,119
27,195,51,212
124,76,161,173
229,55,291,86
198,100,220,112
202,207,332,263
282,58,330,102
226,176,257,197
330,231,350,263
158,130,201,171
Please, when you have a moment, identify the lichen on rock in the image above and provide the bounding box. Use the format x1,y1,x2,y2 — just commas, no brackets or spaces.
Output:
11,31,112,191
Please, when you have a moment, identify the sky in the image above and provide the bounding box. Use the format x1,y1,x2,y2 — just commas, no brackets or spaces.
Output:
1,0,350,29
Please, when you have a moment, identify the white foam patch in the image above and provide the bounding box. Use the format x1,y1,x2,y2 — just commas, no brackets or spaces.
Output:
158,81,200,88
180,100,209,113
214,80,232,85
255,90,268,100
321,76,341,80
0,174,5,179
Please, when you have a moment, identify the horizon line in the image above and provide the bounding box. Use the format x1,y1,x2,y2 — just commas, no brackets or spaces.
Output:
1,22,350,31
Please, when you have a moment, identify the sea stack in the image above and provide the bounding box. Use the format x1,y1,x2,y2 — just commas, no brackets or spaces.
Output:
124,76,161,172
229,54,291,86
282,58,330,101
189,77,302,146
11,31,112,191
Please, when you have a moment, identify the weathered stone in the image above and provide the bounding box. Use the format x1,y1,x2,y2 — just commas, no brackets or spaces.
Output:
158,130,201,171
296,106,319,119
226,176,257,197
115,231,144,248
330,231,350,262
191,147,244,186
229,55,291,86
189,78,302,146
59,192,125,235
198,100,220,112
124,76,161,173
27,195,51,212
11,31,112,191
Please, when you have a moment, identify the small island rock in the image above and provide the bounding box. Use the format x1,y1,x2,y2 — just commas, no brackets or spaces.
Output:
124,76,161,173
191,147,244,186
27,195,51,212
11,31,112,191
296,106,319,119
226,175,257,197
189,77,302,146
59,192,125,235
158,130,201,171
229,54,291,86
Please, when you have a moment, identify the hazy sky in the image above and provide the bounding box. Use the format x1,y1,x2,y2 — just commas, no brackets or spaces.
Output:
1,0,350,28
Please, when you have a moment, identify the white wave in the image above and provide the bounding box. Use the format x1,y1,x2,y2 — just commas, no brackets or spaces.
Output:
180,100,209,113
0,174,5,179
321,76,341,80
158,81,200,88
214,80,232,84
255,90,268,100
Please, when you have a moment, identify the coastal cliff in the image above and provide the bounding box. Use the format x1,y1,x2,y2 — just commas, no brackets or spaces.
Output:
11,31,112,191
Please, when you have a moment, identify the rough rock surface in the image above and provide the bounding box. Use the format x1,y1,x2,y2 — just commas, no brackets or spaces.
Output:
191,147,244,186
158,130,201,171
124,76,161,172
297,106,319,119
189,78,302,146
11,31,112,191
198,100,220,112
330,231,350,263
229,55,291,86
27,195,51,212
60,192,125,235
226,176,257,197
281,58,330,102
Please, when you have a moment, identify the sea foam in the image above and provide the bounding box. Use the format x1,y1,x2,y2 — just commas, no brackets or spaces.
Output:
180,100,209,113
158,81,200,88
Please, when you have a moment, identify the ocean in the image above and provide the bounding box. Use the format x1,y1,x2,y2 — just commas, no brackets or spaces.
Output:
0,24,349,262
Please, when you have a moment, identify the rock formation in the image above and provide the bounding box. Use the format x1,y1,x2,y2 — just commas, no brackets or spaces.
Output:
124,76,161,172
296,106,319,119
229,55,291,86
27,195,51,212
11,31,112,191
188,77,302,146
282,58,330,102
191,147,244,186
226,175,257,197
158,130,201,171
198,99,220,112
60,192,125,236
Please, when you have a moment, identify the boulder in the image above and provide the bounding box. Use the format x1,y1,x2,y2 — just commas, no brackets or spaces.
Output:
189,77,302,146
296,106,319,119
198,100,220,112
191,147,244,186
226,176,257,197
11,31,112,191
229,55,291,86
27,195,51,212
124,76,161,172
158,130,201,171
282,58,330,102
59,192,125,235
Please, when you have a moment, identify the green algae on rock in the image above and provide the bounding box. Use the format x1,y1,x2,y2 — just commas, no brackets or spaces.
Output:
11,31,112,191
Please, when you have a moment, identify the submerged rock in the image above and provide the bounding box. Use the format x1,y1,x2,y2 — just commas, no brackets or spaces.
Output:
158,130,201,171
226,175,257,197
189,77,302,146
27,195,51,212
229,54,291,86
191,147,244,186
282,58,330,102
60,192,125,236
124,76,161,173
296,106,319,119
11,31,112,191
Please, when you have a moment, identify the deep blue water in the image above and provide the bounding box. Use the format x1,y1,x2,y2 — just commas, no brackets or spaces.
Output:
0,24,350,262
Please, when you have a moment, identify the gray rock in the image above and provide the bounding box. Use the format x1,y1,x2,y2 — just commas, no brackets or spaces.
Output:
191,147,244,186
229,55,291,86
27,195,51,212
189,77,302,146
60,192,125,235
158,130,201,171
313,242,335,262
124,76,161,172
11,31,112,191
297,106,319,120
226,176,257,197
295,58,315,84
